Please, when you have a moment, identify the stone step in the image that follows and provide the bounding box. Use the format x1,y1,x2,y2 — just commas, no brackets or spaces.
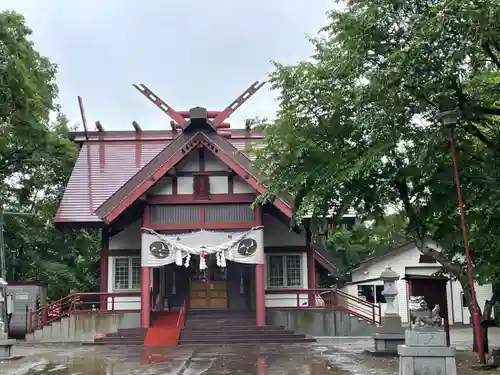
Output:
181,327,289,334
179,337,316,344
181,331,306,338
95,337,144,344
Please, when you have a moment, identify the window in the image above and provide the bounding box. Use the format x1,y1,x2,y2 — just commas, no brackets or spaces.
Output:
193,174,210,199
113,257,141,291
419,254,437,263
357,284,386,303
462,293,468,307
375,285,386,303
267,255,302,288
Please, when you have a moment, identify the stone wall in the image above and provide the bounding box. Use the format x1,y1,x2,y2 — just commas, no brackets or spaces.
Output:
266,309,378,337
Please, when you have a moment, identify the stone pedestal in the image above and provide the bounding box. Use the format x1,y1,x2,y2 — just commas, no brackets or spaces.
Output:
373,315,405,354
372,266,405,355
398,329,457,375
0,339,15,360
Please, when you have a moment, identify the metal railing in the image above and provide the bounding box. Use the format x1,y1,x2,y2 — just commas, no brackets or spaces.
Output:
265,288,382,325
28,291,141,332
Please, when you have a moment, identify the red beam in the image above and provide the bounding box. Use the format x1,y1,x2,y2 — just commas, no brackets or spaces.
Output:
149,221,257,230
178,111,221,118
212,81,266,126
147,193,256,204
132,84,185,126
174,170,233,177
200,136,293,218
104,136,200,223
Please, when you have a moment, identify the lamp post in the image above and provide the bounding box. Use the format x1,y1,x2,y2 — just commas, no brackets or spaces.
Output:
436,110,485,364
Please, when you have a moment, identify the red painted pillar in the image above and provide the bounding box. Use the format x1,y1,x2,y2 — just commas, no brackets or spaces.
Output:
255,264,266,326
100,230,109,311
255,206,266,326
141,266,151,328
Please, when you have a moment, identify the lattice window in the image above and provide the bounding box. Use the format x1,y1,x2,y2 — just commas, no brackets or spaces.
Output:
267,254,303,288
113,256,141,291
204,204,254,222
286,255,302,287
150,205,200,223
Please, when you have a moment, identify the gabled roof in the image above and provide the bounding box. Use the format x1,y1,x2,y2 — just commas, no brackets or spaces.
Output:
55,129,264,223
350,237,442,273
95,130,293,223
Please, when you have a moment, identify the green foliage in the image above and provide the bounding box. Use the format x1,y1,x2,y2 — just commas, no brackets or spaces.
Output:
321,214,411,286
255,0,500,317
0,11,100,299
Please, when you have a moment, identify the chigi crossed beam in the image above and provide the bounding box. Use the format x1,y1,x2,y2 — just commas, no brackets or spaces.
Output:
132,81,266,129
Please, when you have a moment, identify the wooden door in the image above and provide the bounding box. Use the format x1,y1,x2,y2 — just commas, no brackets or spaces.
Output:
190,281,227,309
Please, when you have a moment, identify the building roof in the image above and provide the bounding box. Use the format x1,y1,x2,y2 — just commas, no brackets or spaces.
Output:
350,238,441,273
55,129,265,224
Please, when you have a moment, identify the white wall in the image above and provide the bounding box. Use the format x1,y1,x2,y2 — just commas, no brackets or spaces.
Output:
343,241,494,324
205,152,227,171
109,220,141,250
233,176,254,194
264,252,310,308
263,213,306,247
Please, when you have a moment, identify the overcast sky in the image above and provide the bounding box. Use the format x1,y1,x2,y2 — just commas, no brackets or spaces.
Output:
2,0,334,131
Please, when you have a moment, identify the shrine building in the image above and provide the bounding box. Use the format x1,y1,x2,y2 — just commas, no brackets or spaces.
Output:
53,81,338,330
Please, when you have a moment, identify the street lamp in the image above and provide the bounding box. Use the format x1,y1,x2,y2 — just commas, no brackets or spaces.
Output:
436,110,485,364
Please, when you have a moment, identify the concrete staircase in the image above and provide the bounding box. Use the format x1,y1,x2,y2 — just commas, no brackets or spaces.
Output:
94,327,147,345
179,309,315,345
24,312,140,343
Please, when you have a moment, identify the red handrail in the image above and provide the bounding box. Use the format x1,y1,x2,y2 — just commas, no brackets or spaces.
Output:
265,288,382,325
176,298,188,328
29,292,141,332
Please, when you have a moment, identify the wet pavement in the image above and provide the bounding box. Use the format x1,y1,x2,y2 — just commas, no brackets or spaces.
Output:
0,328,498,375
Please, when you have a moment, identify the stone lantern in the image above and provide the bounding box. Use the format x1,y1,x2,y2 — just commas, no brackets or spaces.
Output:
380,265,400,315
0,277,14,359
372,265,405,355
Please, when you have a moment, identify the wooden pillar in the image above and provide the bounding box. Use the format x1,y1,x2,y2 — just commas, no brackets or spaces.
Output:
100,229,109,310
141,204,151,328
141,267,151,328
255,206,266,326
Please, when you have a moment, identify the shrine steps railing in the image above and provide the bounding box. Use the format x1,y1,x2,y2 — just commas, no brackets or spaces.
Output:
28,292,141,333
265,288,382,325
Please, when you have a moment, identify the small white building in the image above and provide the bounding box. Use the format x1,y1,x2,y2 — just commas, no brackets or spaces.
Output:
341,239,493,325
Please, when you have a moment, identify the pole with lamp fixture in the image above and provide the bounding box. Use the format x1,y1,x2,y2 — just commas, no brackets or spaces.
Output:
436,110,485,364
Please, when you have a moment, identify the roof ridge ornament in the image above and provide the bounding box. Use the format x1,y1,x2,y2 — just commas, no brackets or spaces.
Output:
132,80,266,132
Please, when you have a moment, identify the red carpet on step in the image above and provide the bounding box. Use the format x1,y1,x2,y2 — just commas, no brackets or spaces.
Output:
144,311,181,346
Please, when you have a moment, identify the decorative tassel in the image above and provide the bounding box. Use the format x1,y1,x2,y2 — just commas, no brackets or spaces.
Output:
175,249,183,266
220,251,226,268
199,247,207,270
184,253,191,268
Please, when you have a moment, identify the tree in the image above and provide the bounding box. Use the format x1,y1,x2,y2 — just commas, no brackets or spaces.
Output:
254,0,500,355
0,11,100,299
321,214,410,286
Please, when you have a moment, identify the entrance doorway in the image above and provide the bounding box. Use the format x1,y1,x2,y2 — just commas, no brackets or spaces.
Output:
189,254,228,309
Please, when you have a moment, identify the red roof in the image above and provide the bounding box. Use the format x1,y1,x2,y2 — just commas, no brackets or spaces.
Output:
55,129,265,223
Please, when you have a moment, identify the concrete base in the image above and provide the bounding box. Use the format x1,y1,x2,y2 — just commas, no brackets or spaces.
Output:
371,314,405,355
398,329,457,375
373,333,405,355
0,339,15,360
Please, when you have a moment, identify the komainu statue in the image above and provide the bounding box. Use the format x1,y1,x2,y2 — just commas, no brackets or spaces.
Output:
408,296,442,328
